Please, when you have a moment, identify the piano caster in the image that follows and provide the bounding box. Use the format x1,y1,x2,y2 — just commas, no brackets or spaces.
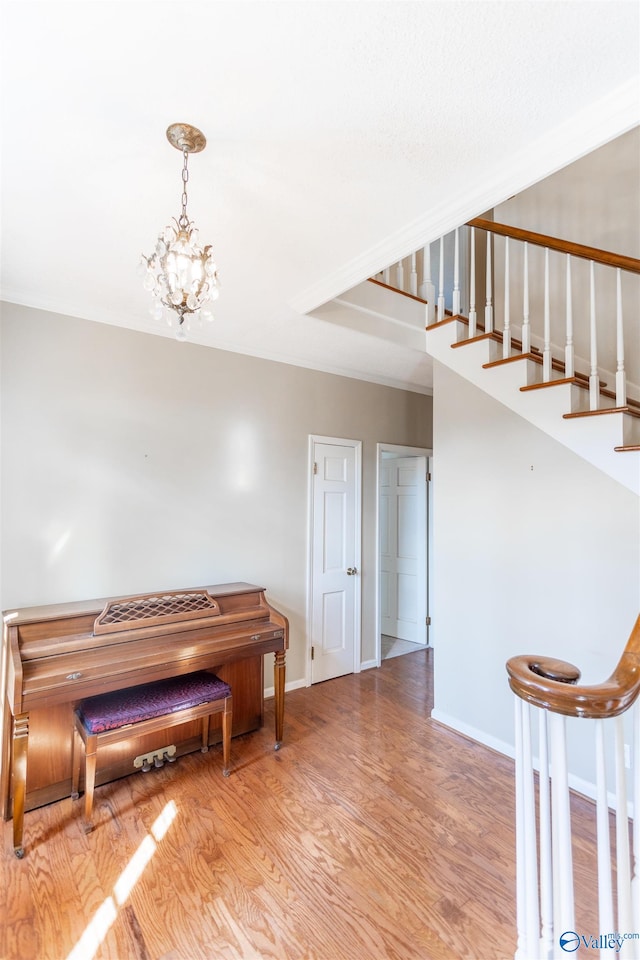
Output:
223,768,230,778
274,741,281,751
14,846,24,859
71,790,79,801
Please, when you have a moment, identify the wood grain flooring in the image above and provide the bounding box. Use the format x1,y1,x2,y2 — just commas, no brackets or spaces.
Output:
1,649,604,960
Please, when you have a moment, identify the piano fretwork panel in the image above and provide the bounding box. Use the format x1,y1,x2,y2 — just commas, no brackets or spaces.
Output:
0,582,288,858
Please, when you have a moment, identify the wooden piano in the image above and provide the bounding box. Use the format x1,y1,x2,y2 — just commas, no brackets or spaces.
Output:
0,582,288,857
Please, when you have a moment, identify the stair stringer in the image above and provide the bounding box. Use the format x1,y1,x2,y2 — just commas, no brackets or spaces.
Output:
426,319,640,496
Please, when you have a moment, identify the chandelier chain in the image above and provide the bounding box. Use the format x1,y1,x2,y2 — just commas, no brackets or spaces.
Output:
179,148,190,228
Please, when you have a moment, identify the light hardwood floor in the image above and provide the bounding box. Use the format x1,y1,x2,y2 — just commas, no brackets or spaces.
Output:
2,649,602,960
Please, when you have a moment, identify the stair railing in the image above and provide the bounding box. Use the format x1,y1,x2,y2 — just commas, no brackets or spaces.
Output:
467,218,640,411
506,615,640,960
373,221,640,413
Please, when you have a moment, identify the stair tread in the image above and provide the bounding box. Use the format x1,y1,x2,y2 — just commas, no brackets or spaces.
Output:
482,352,543,370
520,377,584,392
519,380,639,409
563,406,640,420
451,331,502,348
483,354,603,386
445,315,616,387
368,277,428,304
614,445,640,452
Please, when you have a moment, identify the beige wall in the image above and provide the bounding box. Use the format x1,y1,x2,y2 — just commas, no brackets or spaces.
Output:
0,303,432,684
494,126,640,257
432,361,640,789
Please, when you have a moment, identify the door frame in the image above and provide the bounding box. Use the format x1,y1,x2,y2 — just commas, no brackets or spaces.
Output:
306,435,362,686
375,442,432,667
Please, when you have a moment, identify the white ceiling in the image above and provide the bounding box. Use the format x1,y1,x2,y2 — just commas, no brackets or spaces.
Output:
1,1,639,394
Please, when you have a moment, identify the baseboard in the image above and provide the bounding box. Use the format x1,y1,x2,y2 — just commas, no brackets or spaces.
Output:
360,658,378,672
430,709,516,759
430,709,634,817
264,677,307,699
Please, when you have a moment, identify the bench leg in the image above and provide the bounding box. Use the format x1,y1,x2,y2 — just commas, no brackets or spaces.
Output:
222,696,231,777
83,734,98,834
200,715,210,753
71,726,82,801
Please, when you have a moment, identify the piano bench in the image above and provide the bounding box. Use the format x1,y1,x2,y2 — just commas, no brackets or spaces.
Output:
71,671,232,834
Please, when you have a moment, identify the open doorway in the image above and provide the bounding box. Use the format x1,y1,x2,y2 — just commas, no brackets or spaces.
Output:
375,443,433,665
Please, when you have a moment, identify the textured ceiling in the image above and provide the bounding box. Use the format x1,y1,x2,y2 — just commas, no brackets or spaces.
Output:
1,1,639,393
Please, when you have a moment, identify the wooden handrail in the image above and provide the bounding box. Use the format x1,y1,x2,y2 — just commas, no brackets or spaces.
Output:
468,217,640,275
506,614,640,719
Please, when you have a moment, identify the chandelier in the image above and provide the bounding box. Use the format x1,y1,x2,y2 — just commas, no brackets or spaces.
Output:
141,123,219,341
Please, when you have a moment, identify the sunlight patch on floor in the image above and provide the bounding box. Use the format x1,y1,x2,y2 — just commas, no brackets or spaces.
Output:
66,800,178,960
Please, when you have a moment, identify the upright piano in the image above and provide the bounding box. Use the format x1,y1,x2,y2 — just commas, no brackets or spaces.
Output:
1,582,288,856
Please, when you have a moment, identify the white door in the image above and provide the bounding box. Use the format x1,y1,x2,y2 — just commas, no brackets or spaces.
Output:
310,439,361,684
380,456,427,644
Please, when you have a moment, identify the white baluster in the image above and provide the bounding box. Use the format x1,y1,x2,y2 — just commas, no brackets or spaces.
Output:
538,709,554,959
522,242,530,354
550,712,574,951
469,228,477,337
565,255,574,379
421,244,436,326
543,248,552,382
633,702,640,935
523,702,540,957
515,697,540,959
485,232,494,333
438,237,445,322
503,237,511,359
452,228,461,316
514,697,527,959
595,719,615,946
589,261,600,411
614,717,633,938
383,266,390,285
615,268,626,407
410,252,418,297
396,259,404,292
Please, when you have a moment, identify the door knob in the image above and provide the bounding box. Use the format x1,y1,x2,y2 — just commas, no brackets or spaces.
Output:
346,567,357,575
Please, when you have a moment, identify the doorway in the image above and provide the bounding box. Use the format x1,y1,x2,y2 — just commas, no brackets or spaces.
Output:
376,443,432,665
308,436,362,684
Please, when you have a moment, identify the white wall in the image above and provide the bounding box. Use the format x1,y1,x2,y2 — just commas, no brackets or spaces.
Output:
0,303,432,684
432,361,640,786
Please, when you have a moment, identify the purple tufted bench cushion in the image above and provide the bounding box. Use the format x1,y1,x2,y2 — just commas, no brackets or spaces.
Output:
76,672,231,735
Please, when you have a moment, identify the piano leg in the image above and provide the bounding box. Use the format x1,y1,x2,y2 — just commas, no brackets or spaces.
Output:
274,650,286,750
11,712,29,858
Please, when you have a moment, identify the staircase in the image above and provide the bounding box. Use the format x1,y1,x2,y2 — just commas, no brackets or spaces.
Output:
359,220,640,957
375,219,640,495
